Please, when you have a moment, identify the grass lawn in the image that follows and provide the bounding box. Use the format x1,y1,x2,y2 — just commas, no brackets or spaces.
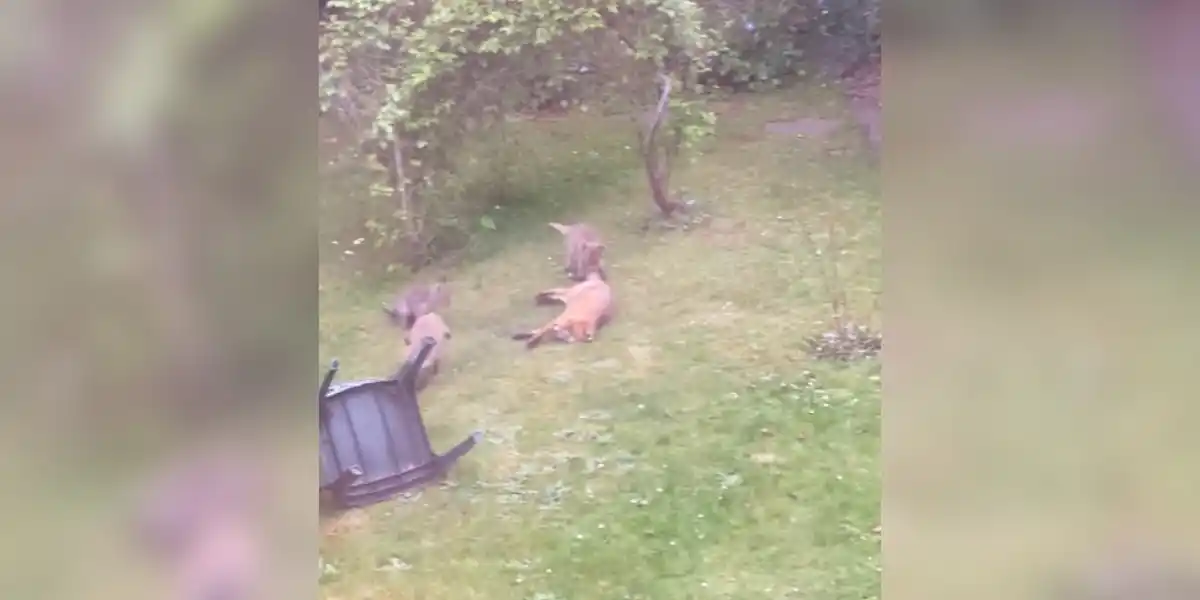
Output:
318,88,881,600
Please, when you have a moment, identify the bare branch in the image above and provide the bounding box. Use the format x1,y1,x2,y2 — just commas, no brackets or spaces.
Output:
640,73,679,216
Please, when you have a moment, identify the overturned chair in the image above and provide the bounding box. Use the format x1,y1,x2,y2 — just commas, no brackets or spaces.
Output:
319,338,481,510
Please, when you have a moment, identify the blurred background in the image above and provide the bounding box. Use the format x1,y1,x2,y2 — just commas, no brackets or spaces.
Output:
0,0,313,597
3,0,1200,597
888,1,1200,599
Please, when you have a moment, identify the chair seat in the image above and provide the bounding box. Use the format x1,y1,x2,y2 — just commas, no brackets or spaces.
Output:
318,340,480,510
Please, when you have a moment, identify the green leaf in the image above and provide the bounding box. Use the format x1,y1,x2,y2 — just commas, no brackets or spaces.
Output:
479,215,497,230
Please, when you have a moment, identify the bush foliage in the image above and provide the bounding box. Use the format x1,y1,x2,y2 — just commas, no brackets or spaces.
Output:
318,0,879,268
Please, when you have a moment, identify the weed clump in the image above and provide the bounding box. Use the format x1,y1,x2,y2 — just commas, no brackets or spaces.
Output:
804,322,881,362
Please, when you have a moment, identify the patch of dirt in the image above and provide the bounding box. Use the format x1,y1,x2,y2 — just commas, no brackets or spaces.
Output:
843,60,882,153
624,345,657,378
321,508,371,538
590,358,622,371
707,216,745,233
702,217,750,248
625,345,654,365
750,452,782,464
638,201,711,233
708,99,746,117
688,306,751,329
764,117,843,138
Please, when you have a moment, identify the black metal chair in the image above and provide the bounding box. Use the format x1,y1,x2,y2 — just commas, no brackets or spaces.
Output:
319,338,481,510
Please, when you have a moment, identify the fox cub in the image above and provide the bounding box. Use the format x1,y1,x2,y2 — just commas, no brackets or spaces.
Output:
549,222,606,281
399,312,451,390
383,280,450,329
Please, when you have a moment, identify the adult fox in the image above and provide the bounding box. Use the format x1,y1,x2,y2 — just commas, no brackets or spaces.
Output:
512,242,613,349
548,222,606,281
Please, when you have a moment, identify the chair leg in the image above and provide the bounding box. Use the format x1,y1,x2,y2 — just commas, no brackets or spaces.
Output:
326,466,363,507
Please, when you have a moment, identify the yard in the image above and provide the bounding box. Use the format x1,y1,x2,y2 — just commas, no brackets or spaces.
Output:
318,88,881,600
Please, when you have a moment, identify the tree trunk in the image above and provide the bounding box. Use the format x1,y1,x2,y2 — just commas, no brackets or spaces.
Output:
644,149,678,216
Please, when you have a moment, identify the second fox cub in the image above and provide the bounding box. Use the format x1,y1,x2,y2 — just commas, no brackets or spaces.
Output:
512,269,613,349
399,312,452,390
383,280,450,329
549,222,606,281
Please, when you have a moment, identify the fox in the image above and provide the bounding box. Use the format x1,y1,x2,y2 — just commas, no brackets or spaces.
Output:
549,222,607,281
382,279,450,329
512,267,613,349
398,312,452,391
532,258,616,327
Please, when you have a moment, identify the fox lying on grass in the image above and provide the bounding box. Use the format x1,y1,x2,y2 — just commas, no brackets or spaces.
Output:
531,270,616,325
398,312,451,390
512,246,613,349
382,280,449,329
549,222,606,281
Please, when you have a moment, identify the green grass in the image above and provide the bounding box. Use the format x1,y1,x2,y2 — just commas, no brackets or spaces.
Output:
318,88,881,600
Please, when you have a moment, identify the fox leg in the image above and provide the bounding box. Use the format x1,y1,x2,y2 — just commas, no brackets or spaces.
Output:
557,320,585,343
534,286,573,305
523,320,561,349
414,367,432,391
538,285,574,296
568,258,585,281
557,322,578,343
